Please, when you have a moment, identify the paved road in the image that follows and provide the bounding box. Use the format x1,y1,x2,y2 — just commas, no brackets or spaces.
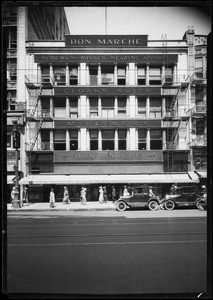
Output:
6,210,208,296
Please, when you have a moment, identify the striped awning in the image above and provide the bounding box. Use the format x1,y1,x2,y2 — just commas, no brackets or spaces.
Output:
19,173,198,185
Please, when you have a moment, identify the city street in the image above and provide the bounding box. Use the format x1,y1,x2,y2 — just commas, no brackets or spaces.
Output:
5,209,208,296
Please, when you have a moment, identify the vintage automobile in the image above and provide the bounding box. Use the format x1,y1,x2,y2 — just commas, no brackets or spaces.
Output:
163,185,206,210
115,186,161,211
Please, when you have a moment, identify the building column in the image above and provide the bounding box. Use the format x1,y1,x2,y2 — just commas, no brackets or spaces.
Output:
135,96,138,116
97,63,101,85
80,128,87,150
145,64,149,85
37,132,41,150
203,55,207,79
162,97,166,117
66,64,69,85
114,63,117,85
126,97,130,117
115,129,118,150
37,63,41,83
161,63,165,84
126,64,129,85
114,97,118,117
146,96,150,117
80,63,86,85
78,129,81,150
78,97,81,117
50,130,54,151
37,97,41,118
162,129,166,150
98,130,102,150
129,95,135,117
50,63,53,84
80,96,87,117
66,130,69,151
98,97,101,117
173,63,177,84
127,129,130,150
77,64,80,85
86,130,90,150
147,128,150,150
86,97,90,117
86,64,89,85
50,97,53,117
135,128,138,150
135,64,138,85
129,128,136,150
66,97,69,118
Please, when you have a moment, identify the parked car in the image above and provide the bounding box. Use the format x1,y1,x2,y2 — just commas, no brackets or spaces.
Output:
163,185,205,210
115,186,161,211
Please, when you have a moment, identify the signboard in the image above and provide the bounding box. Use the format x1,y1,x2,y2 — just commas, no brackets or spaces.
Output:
54,119,161,129
54,150,163,163
34,54,178,64
65,35,148,47
54,86,161,96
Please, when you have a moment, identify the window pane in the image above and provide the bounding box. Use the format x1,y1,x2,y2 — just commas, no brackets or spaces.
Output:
70,98,78,107
150,99,161,107
55,131,66,139
150,140,162,149
138,129,146,139
149,68,161,75
118,129,126,139
102,98,114,107
102,130,115,139
138,98,146,107
118,98,126,107
138,68,145,76
90,130,98,139
150,130,162,138
90,140,98,150
70,130,78,139
118,140,126,150
102,140,114,150
90,98,98,107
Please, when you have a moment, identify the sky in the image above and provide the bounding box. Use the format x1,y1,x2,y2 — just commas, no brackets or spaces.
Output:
64,6,211,39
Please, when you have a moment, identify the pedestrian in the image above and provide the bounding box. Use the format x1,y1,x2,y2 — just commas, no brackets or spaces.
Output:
112,186,116,202
23,187,29,205
170,184,177,195
49,188,56,208
11,187,16,205
99,186,104,204
103,186,108,202
63,186,70,204
81,187,87,205
123,186,130,196
201,185,207,201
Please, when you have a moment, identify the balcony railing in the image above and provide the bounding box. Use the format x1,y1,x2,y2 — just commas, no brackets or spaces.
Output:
190,105,206,116
7,49,17,57
162,75,190,87
163,141,189,150
26,107,53,119
26,141,53,151
191,136,207,147
190,72,207,84
25,75,54,88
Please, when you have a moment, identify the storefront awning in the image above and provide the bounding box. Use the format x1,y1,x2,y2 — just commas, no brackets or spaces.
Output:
7,175,15,184
195,171,207,178
19,173,198,185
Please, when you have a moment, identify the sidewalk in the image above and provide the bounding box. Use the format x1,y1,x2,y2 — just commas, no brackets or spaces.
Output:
7,201,116,212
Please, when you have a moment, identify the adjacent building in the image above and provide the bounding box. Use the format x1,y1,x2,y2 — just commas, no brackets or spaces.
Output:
4,3,208,203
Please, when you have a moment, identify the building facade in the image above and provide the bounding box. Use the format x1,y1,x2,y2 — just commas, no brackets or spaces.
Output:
3,3,70,201
4,4,208,203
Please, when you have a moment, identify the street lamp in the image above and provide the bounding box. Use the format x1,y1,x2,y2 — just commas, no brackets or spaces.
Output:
12,116,21,208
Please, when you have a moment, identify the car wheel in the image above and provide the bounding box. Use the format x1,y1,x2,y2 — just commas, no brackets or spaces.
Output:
196,199,206,211
165,200,175,210
116,201,127,211
148,200,158,211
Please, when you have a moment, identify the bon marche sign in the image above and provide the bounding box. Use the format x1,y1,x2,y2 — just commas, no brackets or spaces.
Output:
54,150,163,163
54,119,161,129
35,54,178,64
65,35,148,47
54,86,161,96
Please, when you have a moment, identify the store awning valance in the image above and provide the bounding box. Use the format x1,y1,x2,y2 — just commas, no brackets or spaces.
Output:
19,173,198,185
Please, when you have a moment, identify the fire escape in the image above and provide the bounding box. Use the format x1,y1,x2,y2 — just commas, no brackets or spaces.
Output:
189,71,207,172
162,74,190,172
25,74,53,172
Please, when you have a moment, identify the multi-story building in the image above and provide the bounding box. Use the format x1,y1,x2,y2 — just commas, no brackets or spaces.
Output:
3,3,70,201
13,28,208,203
